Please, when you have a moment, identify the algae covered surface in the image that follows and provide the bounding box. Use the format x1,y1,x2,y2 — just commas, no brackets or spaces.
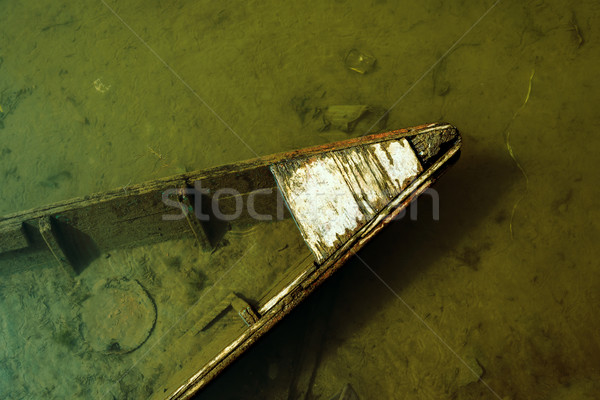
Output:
1,0,599,399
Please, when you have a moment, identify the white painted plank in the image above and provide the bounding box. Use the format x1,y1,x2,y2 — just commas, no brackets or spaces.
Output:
271,138,422,263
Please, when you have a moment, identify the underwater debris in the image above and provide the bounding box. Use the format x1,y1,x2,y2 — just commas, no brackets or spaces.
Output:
147,145,171,169
568,12,585,48
323,105,387,133
93,78,111,93
80,277,156,354
0,86,35,129
293,102,388,135
505,69,535,239
344,49,376,74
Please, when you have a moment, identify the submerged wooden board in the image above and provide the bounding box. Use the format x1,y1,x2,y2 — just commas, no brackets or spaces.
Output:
0,122,452,273
271,138,422,263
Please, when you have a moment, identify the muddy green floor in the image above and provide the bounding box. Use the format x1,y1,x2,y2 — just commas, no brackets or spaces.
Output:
1,0,599,399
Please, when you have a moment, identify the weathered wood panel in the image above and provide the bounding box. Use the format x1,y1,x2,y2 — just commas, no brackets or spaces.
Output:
271,138,422,263
0,123,452,266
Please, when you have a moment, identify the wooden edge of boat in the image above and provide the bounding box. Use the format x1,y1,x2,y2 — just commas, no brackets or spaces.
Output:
0,122,445,224
0,122,456,268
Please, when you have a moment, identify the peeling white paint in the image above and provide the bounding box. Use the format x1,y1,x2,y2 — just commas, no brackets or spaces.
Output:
373,141,422,190
272,138,422,263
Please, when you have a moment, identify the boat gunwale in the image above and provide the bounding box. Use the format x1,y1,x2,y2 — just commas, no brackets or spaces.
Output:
0,122,448,225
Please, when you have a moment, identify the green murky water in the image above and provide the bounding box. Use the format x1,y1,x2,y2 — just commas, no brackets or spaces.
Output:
1,0,598,399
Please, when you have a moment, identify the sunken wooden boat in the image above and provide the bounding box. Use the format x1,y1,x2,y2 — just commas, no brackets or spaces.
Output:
0,122,460,399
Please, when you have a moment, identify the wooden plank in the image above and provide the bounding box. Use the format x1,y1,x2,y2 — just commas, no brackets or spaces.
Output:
193,293,260,332
0,123,445,226
0,123,452,259
175,187,212,251
271,138,422,263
